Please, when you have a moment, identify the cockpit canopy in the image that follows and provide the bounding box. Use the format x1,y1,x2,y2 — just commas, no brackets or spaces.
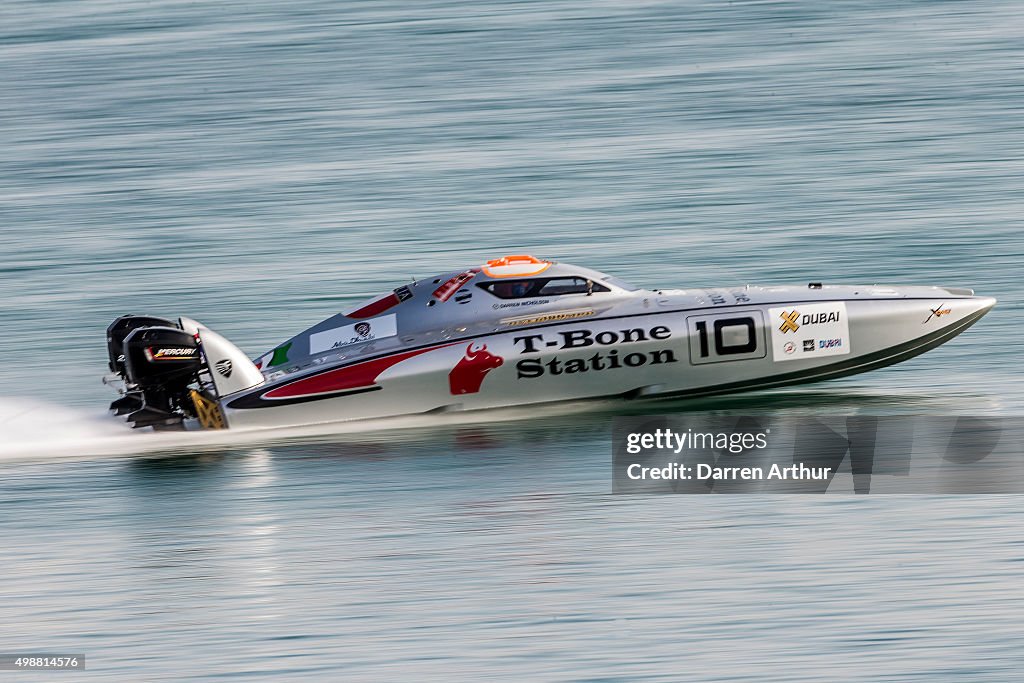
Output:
344,255,638,320
482,276,610,299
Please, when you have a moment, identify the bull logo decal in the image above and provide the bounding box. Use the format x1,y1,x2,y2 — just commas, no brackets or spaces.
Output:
448,343,503,395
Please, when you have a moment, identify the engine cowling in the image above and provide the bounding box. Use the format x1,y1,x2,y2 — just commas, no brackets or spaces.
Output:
119,326,202,426
106,314,179,375
123,327,201,388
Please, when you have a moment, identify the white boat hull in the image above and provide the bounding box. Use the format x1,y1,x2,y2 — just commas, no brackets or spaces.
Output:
221,294,995,430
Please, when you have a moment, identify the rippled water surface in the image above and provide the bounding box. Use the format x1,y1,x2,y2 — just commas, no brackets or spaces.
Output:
2,1,1023,680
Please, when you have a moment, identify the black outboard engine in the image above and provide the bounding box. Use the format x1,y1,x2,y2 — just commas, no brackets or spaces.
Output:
106,315,181,422
106,315,179,375
118,324,204,429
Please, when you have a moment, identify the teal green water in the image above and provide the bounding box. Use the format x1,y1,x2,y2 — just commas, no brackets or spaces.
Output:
2,1,1023,680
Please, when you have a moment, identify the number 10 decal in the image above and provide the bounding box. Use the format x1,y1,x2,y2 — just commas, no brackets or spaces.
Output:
686,311,767,365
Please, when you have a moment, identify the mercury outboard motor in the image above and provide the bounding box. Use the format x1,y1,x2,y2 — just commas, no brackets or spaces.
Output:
104,314,263,430
120,326,202,428
106,314,179,375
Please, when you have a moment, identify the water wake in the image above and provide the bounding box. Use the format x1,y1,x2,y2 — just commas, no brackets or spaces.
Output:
0,396,606,463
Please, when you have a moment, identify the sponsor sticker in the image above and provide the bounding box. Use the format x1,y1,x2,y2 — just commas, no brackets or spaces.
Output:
449,343,504,394
923,303,952,324
147,347,197,361
309,314,398,354
779,310,800,334
512,323,678,379
502,308,595,326
769,302,849,362
215,359,233,377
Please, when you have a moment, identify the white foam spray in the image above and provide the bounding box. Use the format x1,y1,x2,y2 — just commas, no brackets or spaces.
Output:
0,395,609,463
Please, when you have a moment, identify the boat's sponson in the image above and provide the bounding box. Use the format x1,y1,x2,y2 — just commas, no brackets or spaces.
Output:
104,257,996,430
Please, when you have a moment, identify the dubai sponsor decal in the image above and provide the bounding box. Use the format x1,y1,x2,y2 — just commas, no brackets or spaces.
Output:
502,308,595,327
778,310,801,334
309,314,397,354
394,285,414,302
448,343,504,395
215,359,233,377
512,324,677,379
803,312,841,325
923,303,952,324
769,302,849,362
146,346,197,361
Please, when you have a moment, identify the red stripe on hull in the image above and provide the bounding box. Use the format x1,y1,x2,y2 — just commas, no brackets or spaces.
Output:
263,344,455,399
347,293,401,319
